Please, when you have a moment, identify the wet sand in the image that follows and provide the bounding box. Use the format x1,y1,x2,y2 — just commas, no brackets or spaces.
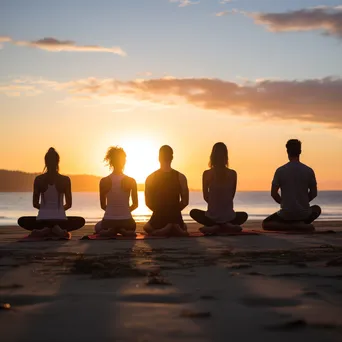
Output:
1,221,342,342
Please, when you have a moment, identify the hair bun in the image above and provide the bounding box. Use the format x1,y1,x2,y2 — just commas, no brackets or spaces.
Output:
48,147,56,153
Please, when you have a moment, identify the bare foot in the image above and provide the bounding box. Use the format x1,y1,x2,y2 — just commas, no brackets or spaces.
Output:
199,225,220,235
52,225,68,238
99,228,117,237
119,229,137,237
172,224,189,237
151,223,174,237
30,227,51,237
219,223,242,234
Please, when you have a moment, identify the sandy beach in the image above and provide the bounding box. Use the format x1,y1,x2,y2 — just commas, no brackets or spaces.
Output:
1,221,342,342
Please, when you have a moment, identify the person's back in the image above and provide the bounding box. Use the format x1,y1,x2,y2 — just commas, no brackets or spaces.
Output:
103,173,132,220
95,146,138,237
144,145,189,236
190,142,248,234
36,173,68,221
206,168,235,223
263,139,321,231
275,161,316,220
17,147,85,237
147,169,181,215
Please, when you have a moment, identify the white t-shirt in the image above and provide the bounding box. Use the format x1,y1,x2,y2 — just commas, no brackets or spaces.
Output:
272,161,317,220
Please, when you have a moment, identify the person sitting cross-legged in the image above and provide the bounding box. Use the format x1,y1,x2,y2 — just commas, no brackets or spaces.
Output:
94,146,138,237
190,142,248,235
143,145,189,237
262,139,321,232
17,147,85,238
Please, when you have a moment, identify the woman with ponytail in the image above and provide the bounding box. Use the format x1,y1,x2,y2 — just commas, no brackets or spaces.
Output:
190,142,248,234
18,148,85,237
94,146,138,237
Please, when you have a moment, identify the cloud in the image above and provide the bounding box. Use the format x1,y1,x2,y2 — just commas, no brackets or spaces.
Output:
0,84,41,97
14,37,126,56
215,9,239,17
220,0,234,3
252,6,342,39
6,76,342,128
216,11,230,17
170,0,200,7
0,36,11,43
0,36,126,55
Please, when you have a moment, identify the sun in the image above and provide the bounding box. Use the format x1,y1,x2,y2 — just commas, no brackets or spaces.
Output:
121,138,160,183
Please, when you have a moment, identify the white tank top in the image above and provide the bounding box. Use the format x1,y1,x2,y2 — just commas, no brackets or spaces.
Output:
103,174,132,220
37,184,67,220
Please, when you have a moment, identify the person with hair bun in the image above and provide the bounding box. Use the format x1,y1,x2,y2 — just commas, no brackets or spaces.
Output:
94,146,138,237
190,142,248,235
18,148,85,237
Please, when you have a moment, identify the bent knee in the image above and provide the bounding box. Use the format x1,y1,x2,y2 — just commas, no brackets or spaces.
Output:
143,223,154,233
95,221,102,233
262,220,273,230
241,212,248,222
311,205,322,215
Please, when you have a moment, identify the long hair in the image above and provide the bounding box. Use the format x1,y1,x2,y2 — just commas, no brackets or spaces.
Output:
104,146,126,172
209,142,229,182
209,142,228,168
44,147,60,173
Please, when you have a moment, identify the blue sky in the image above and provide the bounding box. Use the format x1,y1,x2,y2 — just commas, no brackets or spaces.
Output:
1,0,341,82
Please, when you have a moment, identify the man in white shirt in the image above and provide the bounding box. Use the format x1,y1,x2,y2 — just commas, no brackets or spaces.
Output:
262,139,321,231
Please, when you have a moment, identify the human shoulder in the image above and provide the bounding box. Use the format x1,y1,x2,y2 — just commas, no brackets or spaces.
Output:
203,169,211,177
34,174,45,182
227,168,237,176
275,163,288,174
123,175,137,186
177,171,187,182
146,170,159,183
58,174,70,183
299,162,314,172
100,175,112,187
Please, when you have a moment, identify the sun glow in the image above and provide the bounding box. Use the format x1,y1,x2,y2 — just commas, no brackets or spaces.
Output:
121,138,160,184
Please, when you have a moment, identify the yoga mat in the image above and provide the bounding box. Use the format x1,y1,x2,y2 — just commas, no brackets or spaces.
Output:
81,233,166,240
81,230,260,240
18,233,71,242
251,229,336,235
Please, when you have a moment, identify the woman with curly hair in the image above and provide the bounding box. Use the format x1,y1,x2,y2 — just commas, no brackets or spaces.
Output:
95,146,138,237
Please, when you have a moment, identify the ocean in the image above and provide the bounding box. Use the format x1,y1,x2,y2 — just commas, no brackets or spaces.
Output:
0,191,341,226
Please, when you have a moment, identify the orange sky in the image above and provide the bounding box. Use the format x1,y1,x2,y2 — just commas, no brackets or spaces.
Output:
1,1,342,191
1,97,341,191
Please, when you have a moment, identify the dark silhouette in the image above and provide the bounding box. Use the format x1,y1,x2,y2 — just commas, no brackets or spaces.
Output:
190,142,248,235
94,146,138,237
144,145,189,236
17,148,85,237
262,139,321,231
